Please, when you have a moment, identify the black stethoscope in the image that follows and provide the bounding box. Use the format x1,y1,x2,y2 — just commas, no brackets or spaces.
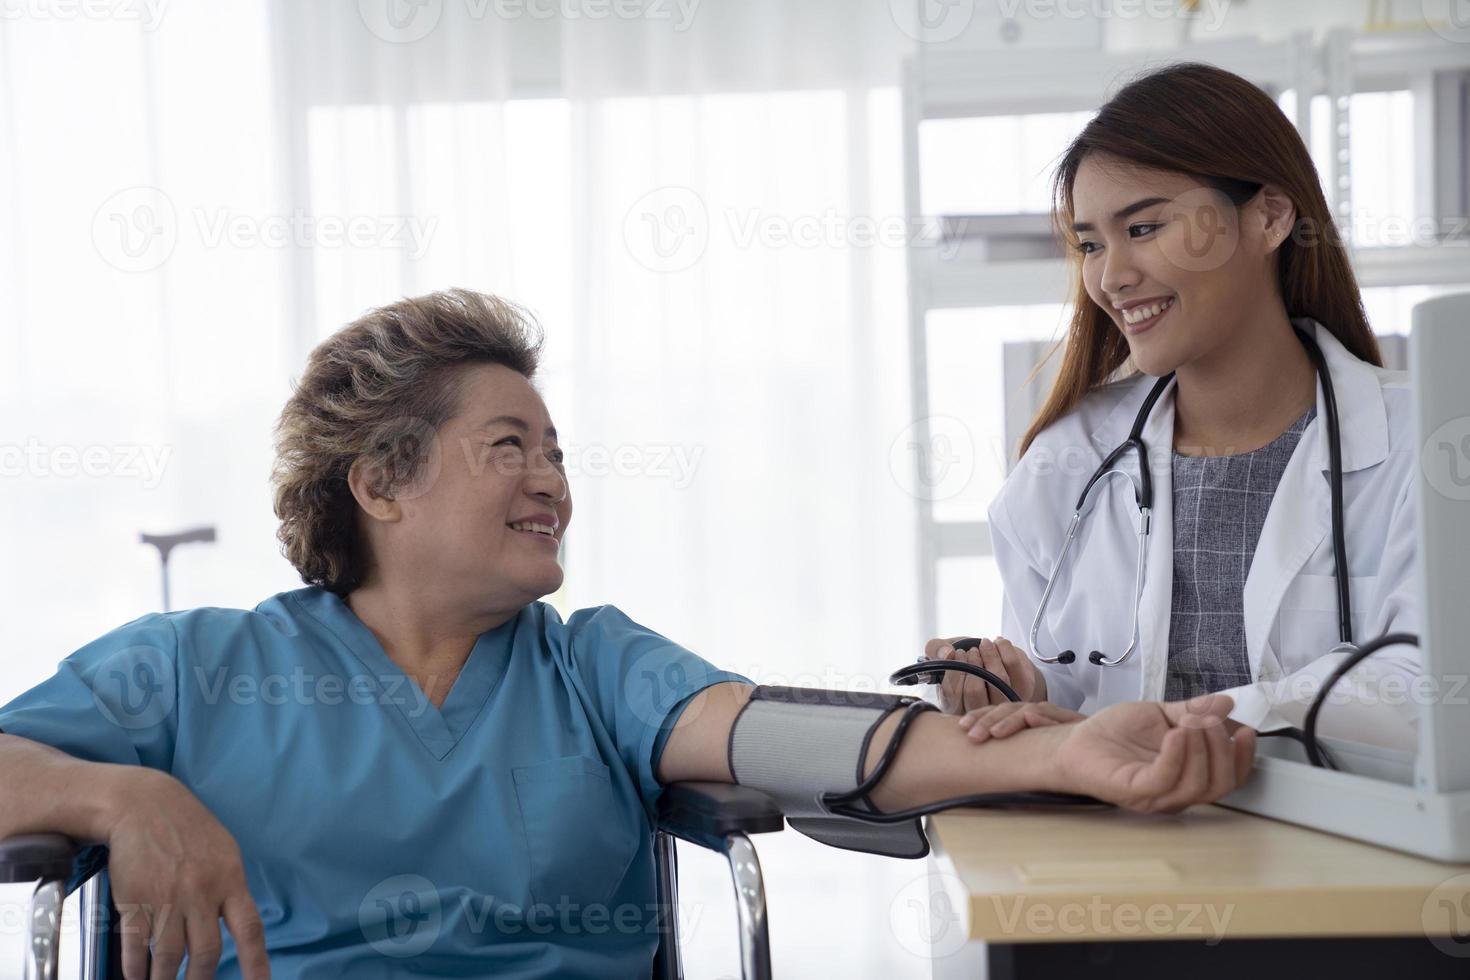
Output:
1025,324,1354,667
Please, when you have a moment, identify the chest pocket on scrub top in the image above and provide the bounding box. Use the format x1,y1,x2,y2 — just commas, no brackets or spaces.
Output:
512,754,641,909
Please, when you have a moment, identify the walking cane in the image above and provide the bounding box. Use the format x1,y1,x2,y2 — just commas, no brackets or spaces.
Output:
139,526,216,612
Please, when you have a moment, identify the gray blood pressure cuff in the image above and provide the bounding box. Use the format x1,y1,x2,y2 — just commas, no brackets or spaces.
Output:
726,685,934,859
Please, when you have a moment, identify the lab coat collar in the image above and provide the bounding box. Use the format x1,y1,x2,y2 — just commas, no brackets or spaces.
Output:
1296,316,1390,474
1087,316,1389,475
1088,373,1169,458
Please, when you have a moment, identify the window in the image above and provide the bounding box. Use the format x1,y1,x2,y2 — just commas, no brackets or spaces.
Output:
924,304,1068,522
918,111,1094,216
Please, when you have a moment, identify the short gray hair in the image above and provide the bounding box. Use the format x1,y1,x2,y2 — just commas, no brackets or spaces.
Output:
271,289,544,594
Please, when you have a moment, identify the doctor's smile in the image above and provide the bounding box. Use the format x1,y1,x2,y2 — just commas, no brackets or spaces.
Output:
1114,294,1174,335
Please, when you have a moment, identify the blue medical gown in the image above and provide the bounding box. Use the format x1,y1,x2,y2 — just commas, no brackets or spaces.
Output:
0,586,750,978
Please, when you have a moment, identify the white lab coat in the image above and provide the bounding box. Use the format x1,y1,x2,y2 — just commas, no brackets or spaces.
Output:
990,317,1421,749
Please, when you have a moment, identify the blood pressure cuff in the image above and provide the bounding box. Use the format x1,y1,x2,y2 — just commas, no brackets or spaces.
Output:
726,685,934,859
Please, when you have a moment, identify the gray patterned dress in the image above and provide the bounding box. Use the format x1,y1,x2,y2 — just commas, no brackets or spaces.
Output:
1164,407,1317,701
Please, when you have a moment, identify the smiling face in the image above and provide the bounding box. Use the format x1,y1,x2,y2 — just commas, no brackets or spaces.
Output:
1070,153,1287,378
352,362,572,615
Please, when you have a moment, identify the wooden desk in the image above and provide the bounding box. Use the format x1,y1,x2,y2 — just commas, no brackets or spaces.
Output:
922,804,1470,979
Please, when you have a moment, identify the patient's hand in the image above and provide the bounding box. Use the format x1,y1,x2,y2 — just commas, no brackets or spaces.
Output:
957,700,1086,742
1050,694,1256,814
104,767,271,979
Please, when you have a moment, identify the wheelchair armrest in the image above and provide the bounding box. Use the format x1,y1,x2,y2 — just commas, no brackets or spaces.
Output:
657,781,784,851
0,833,82,884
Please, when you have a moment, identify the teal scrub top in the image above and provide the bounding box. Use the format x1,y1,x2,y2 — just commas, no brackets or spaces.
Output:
0,586,750,979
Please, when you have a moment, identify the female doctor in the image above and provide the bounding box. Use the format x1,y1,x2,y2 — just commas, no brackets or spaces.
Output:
928,62,1421,751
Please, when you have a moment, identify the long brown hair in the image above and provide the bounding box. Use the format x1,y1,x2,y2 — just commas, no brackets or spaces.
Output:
1018,62,1381,459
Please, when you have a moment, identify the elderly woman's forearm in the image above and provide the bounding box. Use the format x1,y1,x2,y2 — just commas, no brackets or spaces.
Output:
0,733,139,845
660,684,1071,807
859,710,1068,812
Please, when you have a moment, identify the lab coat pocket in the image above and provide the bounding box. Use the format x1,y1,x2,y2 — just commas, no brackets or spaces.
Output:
512,754,640,910
1277,573,1376,672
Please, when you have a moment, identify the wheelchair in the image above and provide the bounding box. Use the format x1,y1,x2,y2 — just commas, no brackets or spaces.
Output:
2,781,785,980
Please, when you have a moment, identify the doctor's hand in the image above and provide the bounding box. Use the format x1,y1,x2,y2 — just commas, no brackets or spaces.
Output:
957,700,1086,743
1049,694,1257,814
103,766,271,980
959,696,1248,745
925,636,1047,713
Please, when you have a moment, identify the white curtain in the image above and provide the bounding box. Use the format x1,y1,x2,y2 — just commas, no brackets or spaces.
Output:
0,3,294,678
1,2,941,976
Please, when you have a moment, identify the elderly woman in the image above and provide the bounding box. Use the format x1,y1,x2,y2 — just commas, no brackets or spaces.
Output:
0,290,1254,979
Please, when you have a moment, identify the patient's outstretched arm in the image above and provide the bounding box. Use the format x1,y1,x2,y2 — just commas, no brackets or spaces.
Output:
655,684,1254,815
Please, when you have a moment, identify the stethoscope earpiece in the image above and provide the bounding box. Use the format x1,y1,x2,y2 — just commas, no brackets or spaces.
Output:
1058,651,1076,665
1088,651,1105,666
